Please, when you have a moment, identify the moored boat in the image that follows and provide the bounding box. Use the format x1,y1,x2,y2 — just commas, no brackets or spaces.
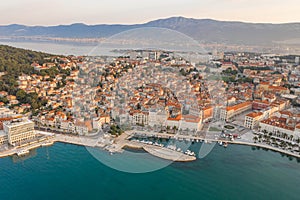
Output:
16,150,30,156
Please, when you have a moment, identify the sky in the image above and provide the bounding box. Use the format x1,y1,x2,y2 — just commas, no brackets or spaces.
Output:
1,0,300,25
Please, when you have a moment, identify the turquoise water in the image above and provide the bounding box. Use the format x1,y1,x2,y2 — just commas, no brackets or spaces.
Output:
0,143,300,200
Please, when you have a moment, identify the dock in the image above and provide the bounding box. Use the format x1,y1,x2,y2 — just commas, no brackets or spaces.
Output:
106,133,196,162
143,145,196,162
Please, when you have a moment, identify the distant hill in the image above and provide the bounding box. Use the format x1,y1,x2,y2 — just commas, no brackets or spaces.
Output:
1,17,300,46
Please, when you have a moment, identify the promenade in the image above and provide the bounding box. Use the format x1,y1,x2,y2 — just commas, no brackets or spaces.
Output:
129,130,300,159
1,129,299,161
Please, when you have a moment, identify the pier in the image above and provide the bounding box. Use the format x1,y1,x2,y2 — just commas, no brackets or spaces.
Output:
104,133,196,161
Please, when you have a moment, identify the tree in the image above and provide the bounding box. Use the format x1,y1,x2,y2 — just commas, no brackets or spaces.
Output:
172,126,177,134
16,89,27,101
253,136,258,143
166,126,170,133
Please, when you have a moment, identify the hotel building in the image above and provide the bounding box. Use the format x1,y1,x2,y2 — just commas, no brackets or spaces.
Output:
3,119,36,146
0,131,8,145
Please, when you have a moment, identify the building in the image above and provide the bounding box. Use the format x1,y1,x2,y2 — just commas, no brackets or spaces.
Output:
259,84,290,94
60,120,76,133
259,117,296,138
202,106,213,122
92,115,110,129
180,115,202,131
3,119,36,146
148,109,168,127
0,131,8,145
166,115,181,129
244,112,264,129
220,101,252,121
74,121,89,135
252,100,270,110
129,111,149,125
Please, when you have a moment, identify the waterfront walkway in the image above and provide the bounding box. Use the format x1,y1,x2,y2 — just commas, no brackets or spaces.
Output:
1,129,299,160
129,130,300,158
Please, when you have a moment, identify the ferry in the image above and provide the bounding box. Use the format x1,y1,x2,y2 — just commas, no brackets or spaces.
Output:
16,150,30,156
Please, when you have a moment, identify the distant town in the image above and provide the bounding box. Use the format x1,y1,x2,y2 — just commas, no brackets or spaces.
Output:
1,46,300,160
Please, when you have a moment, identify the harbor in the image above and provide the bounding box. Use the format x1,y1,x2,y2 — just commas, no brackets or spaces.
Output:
1,129,300,161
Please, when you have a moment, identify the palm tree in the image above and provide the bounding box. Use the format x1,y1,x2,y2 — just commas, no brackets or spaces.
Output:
253,136,258,143
166,126,170,133
172,126,178,134
268,132,273,137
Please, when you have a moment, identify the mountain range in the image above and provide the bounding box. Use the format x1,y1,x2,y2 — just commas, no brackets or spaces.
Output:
1,17,300,46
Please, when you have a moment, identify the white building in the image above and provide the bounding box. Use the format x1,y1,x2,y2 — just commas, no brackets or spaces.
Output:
129,111,149,125
60,120,76,133
180,115,202,131
3,119,36,146
148,109,168,127
244,112,264,129
0,131,8,145
74,121,89,135
259,117,298,138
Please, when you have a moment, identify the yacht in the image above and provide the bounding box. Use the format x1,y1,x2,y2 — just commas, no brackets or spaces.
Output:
184,149,196,156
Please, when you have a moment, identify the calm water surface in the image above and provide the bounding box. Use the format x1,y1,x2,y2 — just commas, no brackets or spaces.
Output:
0,143,299,200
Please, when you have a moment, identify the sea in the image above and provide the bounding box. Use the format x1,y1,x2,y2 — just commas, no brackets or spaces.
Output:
1,41,300,200
1,143,300,200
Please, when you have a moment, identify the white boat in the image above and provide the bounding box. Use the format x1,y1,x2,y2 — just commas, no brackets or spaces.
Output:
184,150,196,156
218,141,223,146
17,150,30,156
167,145,177,151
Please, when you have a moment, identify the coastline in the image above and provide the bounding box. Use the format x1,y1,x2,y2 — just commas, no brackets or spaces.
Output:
1,131,299,160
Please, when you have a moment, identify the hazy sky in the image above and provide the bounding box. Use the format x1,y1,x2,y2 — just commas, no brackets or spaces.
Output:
1,0,299,25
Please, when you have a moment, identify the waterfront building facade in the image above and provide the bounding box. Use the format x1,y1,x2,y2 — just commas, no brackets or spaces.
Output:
0,131,8,145
3,119,36,146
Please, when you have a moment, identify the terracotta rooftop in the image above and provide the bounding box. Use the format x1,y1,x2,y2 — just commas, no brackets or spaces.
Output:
246,112,263,118
226,101,252,111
